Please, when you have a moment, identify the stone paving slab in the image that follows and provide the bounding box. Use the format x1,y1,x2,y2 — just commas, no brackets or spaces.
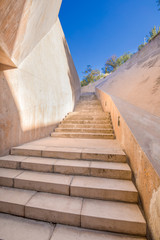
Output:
0,168,23,187
0,155,28,169
70,176,138,202
14,171,72,195
0,187,36,216
51,224,147,240
0,156,132,179
0,213,54,240
25,192,83,226
21,157,56,172
0,214,147,240
13,137,122,150
81,199,146,236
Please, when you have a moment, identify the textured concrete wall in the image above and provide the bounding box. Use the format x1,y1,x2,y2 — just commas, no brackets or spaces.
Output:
0,1,81,156
96,35,160,239
97,34,160,117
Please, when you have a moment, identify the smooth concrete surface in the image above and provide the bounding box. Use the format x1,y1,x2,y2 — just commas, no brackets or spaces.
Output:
0,1,81,156
11,137,127,162
10,137,124,151
0,187,36,216
0,0,62,66
0,185,146,236
51,132,115,139
81,199,146,235
14,171,72,195
70,176,138,202
0,155,28,169
25,192,82,226
51,224,147,240
0,216,147,240
54,159,91,175
21,157,57,172
0,156,132,179
0,213,54,240
0,168,23,187
96,89,160,240
90,161,131,179
96,34,160,117
0,167,136,201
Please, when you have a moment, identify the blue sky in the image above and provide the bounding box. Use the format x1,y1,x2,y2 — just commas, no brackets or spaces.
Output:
59,0,160,80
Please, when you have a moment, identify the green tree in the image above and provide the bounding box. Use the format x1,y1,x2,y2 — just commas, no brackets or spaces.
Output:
81,65,104,87
138,44,145,51
103,52,132,74
138,26,160,51
103,55,117,73
146,26,160,42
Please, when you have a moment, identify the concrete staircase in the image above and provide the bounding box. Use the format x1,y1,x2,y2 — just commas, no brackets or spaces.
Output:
0,94,147,240
51,94,115,139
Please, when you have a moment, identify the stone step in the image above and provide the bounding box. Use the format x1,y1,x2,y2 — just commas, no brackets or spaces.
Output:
55,128,114,134
77,101,101,106
62,119,111,124
0,213,54,240
58,123,112,129
74,107,103,111
80,96,97,101
0,168,137,202
0,187,146,235
65,116,111,121
0,168,72,195
11,146,127,162
51,132,115,139
75,104,102,108
51,224,147,240
81,198,146,236
0,215,147,240
67,112,110,117
75,103,102,107
70,176,138,202
54,160,132,179
0,216,147,240
0,156,131,179
74,109,104,113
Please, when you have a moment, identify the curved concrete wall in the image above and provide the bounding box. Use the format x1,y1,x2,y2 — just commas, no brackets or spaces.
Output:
0,1,81,156
97,34,160,117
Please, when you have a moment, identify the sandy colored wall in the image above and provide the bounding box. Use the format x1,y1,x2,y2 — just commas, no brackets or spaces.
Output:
0,1,81,156
97,34,160,117
96,89,160,240
96,35,160,239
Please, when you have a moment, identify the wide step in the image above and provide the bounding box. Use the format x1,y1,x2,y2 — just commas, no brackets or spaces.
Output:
81,198,146,236
0,168,136,202
70,176,138,202
51,224,147,240
58,123,112,129
0,155,132,179
0,215,147,240
11,146,127,162
62,119,111,124
0,187,146,235
55,128,114,134
51,132,115,139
